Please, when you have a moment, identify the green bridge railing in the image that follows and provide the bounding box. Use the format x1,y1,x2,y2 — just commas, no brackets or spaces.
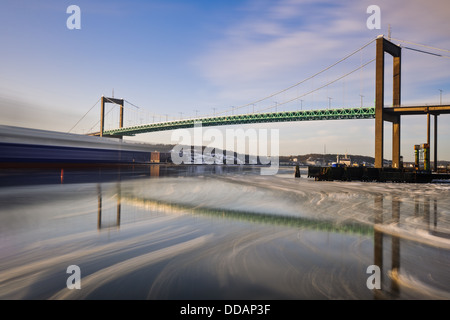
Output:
104,107,375,136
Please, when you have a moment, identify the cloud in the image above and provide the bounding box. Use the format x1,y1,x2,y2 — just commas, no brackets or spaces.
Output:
376,0,450,40
194,0,449,109
194,0,375,104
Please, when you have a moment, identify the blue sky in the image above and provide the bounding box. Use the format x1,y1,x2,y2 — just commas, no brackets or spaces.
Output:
1,0,449,161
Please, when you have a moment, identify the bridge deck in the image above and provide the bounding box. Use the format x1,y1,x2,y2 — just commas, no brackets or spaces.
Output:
100,107,375,136
90,104,450,137
385,104,450,115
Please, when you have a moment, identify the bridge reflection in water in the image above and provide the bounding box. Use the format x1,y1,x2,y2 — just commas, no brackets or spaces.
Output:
93,171,449,299
2,164,448,299
373,192,448,299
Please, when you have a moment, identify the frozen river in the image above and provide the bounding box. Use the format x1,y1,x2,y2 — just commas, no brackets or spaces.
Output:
1,165,449,299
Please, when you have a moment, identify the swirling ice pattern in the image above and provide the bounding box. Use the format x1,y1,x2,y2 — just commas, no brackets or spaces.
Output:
1,171,449,299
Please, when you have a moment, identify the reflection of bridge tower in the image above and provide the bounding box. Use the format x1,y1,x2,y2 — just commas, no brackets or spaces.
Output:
97,183,121,230
373,192,445,299
375,36,401,169
373,195,401,298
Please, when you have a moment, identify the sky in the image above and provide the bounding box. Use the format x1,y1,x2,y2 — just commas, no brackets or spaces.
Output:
1,0,449,161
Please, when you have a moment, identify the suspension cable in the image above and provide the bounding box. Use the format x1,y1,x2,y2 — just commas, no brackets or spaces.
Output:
215,37,378,116
68,98,101,133
257,58,376,113
403,46,450,59
87,102,121,133
124,99,141,109
390,37,450,54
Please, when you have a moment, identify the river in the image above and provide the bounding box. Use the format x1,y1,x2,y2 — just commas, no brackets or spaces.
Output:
1,165,449,299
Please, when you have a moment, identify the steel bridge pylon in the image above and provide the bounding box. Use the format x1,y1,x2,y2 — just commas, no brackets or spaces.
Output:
375,35,402,169
100,96,124,139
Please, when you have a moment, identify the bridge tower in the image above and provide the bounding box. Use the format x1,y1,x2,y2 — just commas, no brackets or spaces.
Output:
375,35,402,169
100,96,124,139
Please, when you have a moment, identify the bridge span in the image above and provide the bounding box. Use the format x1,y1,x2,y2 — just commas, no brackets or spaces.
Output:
87,36,450,171
93,107,375,137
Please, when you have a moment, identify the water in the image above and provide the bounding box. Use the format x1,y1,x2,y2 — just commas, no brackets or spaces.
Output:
1,165,449,300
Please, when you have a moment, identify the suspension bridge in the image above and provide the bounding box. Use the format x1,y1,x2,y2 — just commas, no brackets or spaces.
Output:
73,35,450,170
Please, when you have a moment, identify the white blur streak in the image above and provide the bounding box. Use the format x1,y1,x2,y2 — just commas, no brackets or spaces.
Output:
389,269,450,300
375,223,450,250
49,235,211,300
0,214,207,299
146,229,293,299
